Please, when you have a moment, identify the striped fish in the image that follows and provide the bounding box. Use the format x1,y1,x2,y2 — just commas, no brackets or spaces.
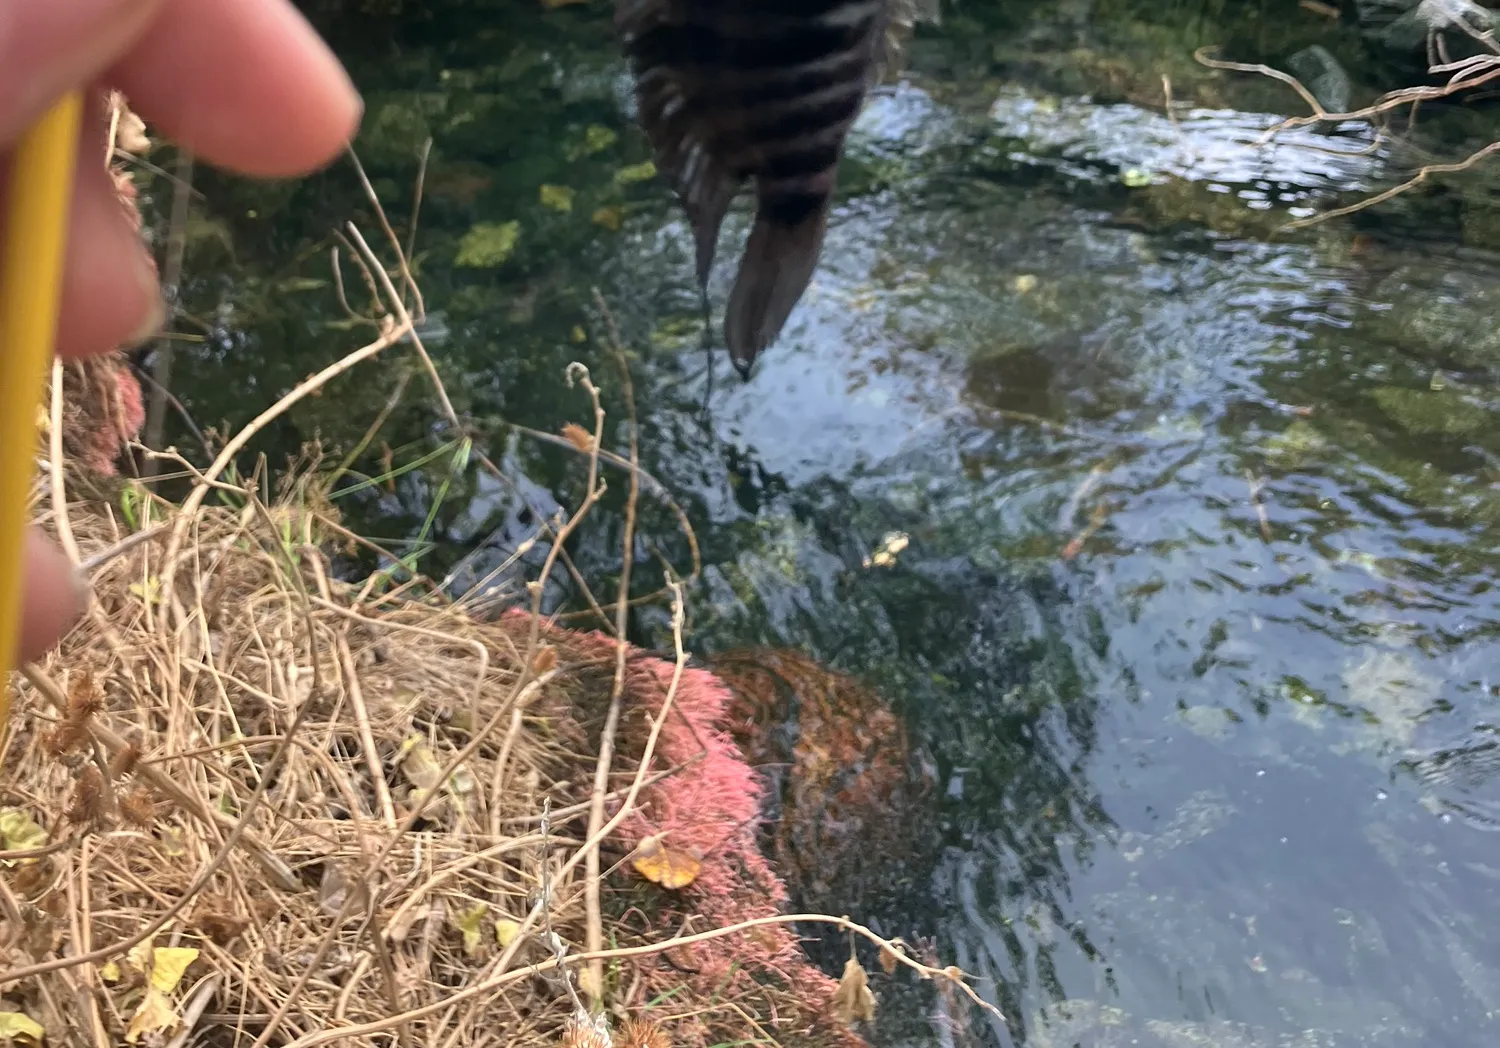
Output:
614,0,938,377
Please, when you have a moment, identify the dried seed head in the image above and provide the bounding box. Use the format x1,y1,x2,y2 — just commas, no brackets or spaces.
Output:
619,1017,670,1048
119,787,156,828
41,720,87,759
560,1012,612,1048
67,767,105,826
108,740,141,779
66,672,105,723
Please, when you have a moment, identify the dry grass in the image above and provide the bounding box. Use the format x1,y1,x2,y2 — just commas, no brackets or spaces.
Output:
0,123,1001,1048
10,476,599,1048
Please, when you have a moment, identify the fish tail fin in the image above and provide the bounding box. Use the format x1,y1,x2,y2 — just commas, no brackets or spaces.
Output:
689,170,739,291
724,193,830,378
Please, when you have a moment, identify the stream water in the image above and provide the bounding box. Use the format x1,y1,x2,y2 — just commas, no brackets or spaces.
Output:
157,1,1500,1044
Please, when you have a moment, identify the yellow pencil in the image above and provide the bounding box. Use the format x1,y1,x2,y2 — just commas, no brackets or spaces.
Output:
0,92,85,736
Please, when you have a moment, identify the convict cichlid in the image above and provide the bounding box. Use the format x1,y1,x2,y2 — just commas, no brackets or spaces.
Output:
614,0,939,378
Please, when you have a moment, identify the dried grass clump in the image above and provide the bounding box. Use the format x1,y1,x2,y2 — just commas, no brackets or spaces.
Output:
2,449,992,1048
7,475,603,1048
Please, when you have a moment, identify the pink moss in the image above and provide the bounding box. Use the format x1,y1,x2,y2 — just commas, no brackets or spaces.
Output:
510,611,858,1046
70,357,146,478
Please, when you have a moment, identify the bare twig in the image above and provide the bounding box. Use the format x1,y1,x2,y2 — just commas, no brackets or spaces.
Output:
1193,44,1500,230
141,147,195,473
582,302,641,1004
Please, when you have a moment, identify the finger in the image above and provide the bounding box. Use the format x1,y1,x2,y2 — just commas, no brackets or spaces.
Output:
0,91,163,362
18,529,87,664
0,0,167,146
110,0,361,178
52,92,161,359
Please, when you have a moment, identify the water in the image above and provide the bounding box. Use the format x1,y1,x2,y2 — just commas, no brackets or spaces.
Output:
159,2,1500,1044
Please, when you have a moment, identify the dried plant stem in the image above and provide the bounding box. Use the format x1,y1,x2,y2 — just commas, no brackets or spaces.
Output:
141,147,194,473
48,359,79,564
159,316,412,600
1193,43,1500,230
391,580,692,1048
0,563,322,988
581,336,640,1003
285,910,1001,1048
21,663,297,887
307,555,396,826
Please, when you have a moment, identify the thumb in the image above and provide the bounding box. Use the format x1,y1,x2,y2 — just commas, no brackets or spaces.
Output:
18,528,88,664
0,0,166,145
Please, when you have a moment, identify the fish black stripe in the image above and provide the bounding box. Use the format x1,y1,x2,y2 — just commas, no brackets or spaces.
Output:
706,51,873,110
666,1,883,37
739,86,866,150
629,19,876,75
760,140,844,180
760,188,828,227
755,0,878,17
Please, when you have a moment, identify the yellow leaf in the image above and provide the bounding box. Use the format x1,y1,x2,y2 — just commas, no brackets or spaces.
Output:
149,946,199,993
99,960,121,982
861,531,910,570
400,738,443,792
126,938,155,975
539,184,575,213
453,902,489,956
125,987,180,1044
582,125,618,155
831,956,876,1026
128,576,162,605
616,161,657,184
570,326,587,344
161,826,185,857
0,809,48,858
0,1011,43,1045
495,918,521,948
630,834,702,891
455,221,520,268
592,206,623,232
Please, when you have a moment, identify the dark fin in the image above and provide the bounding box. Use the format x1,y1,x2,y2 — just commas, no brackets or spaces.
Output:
686,165,739,290
612,3,742,290
723,202,830,378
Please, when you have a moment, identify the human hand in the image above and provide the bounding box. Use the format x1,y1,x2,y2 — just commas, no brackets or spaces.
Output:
6,0,362,662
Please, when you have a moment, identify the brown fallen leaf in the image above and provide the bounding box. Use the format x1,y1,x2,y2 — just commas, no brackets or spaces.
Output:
531,644,558,675
878,938,906,975
630,833,702,890
832,955,876,1025
561,422,595,453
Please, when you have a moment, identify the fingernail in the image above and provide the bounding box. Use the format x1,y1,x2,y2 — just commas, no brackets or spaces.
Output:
0,0,166,143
